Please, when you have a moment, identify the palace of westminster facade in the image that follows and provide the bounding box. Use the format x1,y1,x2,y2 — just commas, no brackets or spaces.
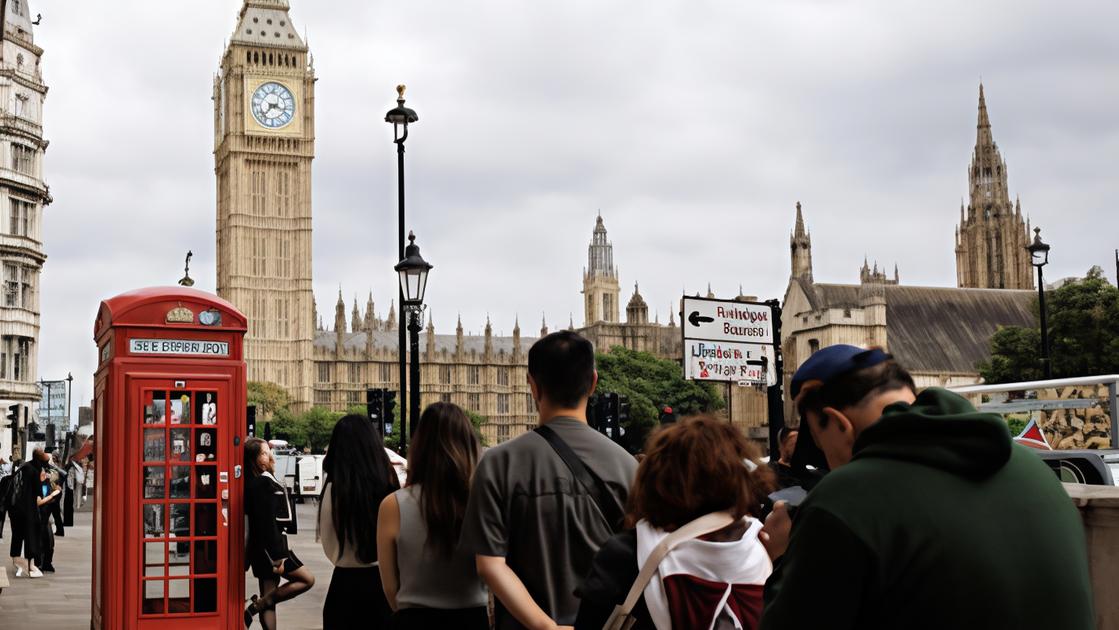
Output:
215,1,1039,445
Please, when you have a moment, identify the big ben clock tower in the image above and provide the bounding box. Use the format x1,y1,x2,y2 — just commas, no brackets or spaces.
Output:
214,0,314,409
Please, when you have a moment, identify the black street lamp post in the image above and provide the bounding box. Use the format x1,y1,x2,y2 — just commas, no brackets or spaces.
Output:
1027,227,1052,379
385,85,418,451
395,232,433,451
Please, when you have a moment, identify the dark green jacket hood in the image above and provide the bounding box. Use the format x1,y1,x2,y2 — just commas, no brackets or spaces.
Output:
852,387,1011,480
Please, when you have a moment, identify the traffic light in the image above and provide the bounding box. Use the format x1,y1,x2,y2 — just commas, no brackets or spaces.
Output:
6,403,19,426
46,422,56,445
382,390,397,438
617,396,630,438
600,393,619,441
586,394,600,431
367,388,384,425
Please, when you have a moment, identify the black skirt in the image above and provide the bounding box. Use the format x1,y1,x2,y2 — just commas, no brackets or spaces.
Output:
391,606,489,630
323,566,392,630
249,548,303,579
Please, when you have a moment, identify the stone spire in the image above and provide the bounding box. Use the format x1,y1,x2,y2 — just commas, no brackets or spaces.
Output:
955,84,1033,290
455,314,464,357
363,291,376,332
583,214,621,325
312,295,319,331
513,316,522,360
790,201,813,281
540,314,549,338
386,300,397,331
230,0,305,50
334,289,346,349
351,298,361,333
425,311,435,360
626,282,649,325
484,316,494,359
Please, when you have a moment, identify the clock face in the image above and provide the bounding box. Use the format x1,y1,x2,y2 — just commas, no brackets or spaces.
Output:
251,81,296,129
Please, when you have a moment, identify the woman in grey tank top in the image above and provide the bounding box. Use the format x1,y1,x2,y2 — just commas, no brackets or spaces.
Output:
377,403,489,629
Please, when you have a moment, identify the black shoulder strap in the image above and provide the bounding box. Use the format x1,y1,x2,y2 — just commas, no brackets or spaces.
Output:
535,425,625,533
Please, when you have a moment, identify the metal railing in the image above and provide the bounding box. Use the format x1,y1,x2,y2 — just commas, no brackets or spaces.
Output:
950,375,1119,448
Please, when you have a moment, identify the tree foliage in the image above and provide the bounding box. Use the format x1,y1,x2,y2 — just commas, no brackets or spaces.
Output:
595,346,724,451
247,381,291,421
980,268,1119,383
268,407,341,453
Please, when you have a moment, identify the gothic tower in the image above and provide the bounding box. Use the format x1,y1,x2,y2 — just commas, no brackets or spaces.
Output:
583,214,620,324
0,0,50,457
214,0,315,408
955,85,1033,290
790,201,813,281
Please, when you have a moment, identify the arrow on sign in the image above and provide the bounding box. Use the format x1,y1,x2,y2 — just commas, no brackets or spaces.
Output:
688,311,714,327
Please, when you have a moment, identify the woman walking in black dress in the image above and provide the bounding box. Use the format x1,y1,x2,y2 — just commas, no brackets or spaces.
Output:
317,414,400,629
243,437,315,628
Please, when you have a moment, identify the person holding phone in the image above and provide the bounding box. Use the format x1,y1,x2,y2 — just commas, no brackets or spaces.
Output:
36,467,61,573
243,437,315,629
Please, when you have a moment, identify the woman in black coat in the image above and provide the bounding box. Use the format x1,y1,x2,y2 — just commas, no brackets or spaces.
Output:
242,438,315,629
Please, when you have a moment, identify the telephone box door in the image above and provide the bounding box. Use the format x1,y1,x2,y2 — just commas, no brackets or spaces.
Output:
132,377,233,629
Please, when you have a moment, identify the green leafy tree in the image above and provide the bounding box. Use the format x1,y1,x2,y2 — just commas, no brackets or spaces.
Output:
595,346,724,452
247,381,291,421
980,268,1119,383
267,407,342,453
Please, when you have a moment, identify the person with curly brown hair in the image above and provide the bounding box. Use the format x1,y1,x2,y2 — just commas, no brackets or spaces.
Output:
575,416,775,630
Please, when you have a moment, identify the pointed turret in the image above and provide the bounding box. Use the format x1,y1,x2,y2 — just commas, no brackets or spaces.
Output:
455,314,464,357
484,316,494,359
513,316,522,359
364,291,376,332
386,300,397,331
334,289,346,350
977,83,991,130
540,314,549,338
790,201,814,281
425,311,435,360
626,282,649,325
351,298,361,334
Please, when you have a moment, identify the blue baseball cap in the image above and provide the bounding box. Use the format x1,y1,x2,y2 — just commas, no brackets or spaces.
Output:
791,345,891,400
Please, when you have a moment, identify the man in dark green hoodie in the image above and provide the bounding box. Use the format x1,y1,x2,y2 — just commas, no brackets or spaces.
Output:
759,345,1093,629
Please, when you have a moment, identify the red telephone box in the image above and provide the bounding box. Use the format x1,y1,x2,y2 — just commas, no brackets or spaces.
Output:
92,287,248,630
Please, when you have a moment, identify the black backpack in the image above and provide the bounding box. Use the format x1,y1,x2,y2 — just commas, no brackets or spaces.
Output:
4,464,29,513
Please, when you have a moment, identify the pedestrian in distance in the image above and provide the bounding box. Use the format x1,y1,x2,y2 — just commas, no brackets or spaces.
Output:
758,344,1094,630
377,402,488,630
316,413,400,629
767,426,801,490
575,416,775,630
35,465,62,573
243,437,315,629
460,330,638,630
7,448,50,578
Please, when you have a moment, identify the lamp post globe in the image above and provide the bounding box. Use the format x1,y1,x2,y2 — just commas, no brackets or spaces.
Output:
1026,227,1053,379
386,85,418,455
394,231,433,307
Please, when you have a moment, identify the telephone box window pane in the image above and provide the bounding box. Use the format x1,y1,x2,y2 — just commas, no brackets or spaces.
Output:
143,504,164,538
142,580,165,614
143,467,166,499
194,577,217,613
170,392,190,425
143,429,165,462
194,540,217,574
170,538,190,568
170,467,191,499
197,392,218,425
144,542,165,577
195,465,217,499
195,429,216,462
169,563,189,578
168,579,190,613
145,392,167,424
170,428,191,462
194,503,217,537
170,503,190,539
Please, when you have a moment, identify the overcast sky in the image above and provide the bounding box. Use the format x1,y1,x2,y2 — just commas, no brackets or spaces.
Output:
32,0,1119,408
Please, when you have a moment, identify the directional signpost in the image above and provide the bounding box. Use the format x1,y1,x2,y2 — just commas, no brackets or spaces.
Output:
682,295,785,455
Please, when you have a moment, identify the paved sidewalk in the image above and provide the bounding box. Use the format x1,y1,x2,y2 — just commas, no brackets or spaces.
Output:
0,502,336,629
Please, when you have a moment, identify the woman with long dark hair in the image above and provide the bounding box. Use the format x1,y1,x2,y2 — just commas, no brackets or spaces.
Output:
318,414,400,629
377,402,488,629
243,437,315,629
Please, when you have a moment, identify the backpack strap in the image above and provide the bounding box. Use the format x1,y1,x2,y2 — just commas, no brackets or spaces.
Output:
607,511,737,629
535,424,625,533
